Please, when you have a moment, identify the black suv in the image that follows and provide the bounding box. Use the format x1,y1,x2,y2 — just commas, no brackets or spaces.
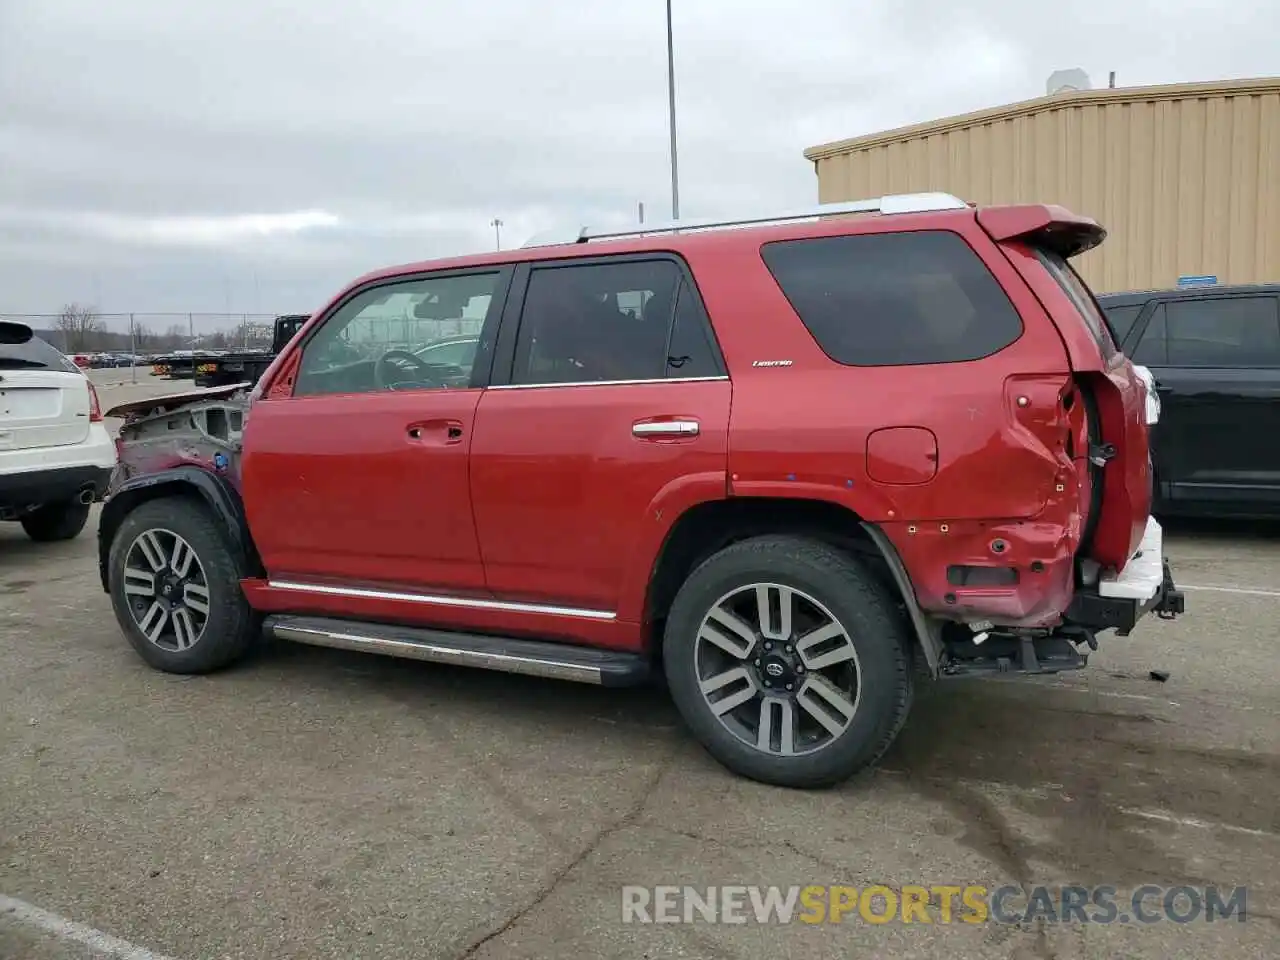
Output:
1098,283,1280,519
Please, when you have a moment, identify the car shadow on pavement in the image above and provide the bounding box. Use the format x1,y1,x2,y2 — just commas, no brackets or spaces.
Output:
880,679,1279,903
211,633,1280,926
0,536,93,582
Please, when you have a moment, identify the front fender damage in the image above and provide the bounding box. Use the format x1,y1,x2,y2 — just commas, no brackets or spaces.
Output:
108,386,250,493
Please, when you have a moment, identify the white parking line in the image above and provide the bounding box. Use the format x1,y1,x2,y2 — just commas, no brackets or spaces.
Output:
0,895,179,960
1180,583,1280,599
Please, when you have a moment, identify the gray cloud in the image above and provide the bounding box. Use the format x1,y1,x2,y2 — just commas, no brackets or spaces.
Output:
1,0,1276,319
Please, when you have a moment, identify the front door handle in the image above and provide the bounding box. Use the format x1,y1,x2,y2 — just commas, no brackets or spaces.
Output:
632,419,699,438
407,419,465,444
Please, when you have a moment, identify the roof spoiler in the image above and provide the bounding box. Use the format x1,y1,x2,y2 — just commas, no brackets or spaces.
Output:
976,204,1106,258
0,320,34,345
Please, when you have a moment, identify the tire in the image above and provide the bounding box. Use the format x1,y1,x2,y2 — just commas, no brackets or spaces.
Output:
106,495,258,674
662,535,913,789
21,499,91,542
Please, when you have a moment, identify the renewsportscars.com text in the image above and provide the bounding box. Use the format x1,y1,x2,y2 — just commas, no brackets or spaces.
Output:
620,884,1248,925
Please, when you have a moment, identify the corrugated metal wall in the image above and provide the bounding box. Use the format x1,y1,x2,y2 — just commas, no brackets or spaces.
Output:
810,84,1280,293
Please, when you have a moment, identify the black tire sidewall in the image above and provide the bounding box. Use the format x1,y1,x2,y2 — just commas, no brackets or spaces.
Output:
663,536,911,789
107,496,256,673
21,499,91,541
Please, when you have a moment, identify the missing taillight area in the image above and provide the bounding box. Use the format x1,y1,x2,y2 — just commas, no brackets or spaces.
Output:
946,565,1020,587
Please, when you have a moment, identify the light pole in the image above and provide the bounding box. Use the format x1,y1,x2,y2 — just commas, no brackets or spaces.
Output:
491,218,503,250
665,0,680,220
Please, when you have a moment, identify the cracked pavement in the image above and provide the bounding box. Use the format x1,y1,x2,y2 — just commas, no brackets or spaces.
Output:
1,372,1278,958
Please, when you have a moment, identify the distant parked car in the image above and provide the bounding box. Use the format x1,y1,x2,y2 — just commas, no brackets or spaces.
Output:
1098,282,1280,519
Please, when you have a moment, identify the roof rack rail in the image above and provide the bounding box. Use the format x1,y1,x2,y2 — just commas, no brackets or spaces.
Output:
521,192,969,248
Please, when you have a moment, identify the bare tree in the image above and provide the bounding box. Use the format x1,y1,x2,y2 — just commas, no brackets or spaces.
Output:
161,324,186,351
131,323,158,351
55,302,105,353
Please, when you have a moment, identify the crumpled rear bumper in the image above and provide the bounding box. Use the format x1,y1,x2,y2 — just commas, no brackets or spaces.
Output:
1066,517,1185,636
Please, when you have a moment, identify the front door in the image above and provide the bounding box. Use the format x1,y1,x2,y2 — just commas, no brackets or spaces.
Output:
241,268,512,593
469,255,731,614
1132,294,1280,510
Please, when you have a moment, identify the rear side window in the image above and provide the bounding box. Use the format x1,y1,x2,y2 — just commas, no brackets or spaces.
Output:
1163,296,1280,367
0,332,80,373
760,231,1024,366
1036,250,1118,359
1101,303,1144,346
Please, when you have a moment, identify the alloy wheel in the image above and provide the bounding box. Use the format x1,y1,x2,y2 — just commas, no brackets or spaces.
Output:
121,528,212,652
694,583,862,757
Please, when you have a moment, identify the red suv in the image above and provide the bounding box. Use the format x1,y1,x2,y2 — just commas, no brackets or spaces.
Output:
98,193,1184,788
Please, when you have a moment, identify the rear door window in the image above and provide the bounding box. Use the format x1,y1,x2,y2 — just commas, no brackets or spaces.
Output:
664,278,725,378
1101,303,1144,346
1164,296,1280,368
760,230,1024,366
510,257,723,385
1131,306,1168,365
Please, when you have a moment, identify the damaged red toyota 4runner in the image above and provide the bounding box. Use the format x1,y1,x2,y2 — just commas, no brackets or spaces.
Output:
99,193,1185,789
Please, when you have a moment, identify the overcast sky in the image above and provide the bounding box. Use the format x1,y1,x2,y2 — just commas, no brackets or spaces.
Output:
1,0,1276,325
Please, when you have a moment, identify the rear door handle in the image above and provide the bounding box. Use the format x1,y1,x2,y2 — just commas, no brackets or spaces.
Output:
632,419,699,438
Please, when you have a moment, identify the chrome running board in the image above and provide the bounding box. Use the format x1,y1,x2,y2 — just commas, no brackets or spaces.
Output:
264,615,650,687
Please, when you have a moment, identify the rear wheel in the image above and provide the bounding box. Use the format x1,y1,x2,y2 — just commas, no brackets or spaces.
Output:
662,535,913,789
21,499,91,542
107,496,258,673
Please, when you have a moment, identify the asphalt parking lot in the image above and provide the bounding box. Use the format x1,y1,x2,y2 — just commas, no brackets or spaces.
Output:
2,372,1278,959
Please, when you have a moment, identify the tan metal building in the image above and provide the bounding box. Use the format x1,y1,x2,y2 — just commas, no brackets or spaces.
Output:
804,77,1280,293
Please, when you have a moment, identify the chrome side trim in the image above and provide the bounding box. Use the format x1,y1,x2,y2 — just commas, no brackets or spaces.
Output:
272,624,603,684
267,579,617,621
633,420,699,437
489,375,728,391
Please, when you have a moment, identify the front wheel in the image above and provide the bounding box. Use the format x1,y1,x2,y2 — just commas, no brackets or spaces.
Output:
107,495,259,674
663,535,913,789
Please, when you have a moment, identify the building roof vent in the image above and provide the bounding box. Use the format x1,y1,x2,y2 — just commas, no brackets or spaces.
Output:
1046,68,1092,96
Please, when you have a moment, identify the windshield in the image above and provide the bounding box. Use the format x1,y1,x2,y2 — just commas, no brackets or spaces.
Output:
0,332,81,372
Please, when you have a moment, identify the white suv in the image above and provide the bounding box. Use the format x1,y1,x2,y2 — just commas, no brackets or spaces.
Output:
0,321,116,541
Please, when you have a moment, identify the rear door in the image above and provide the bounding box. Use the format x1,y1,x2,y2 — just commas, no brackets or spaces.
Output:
0,334,90,452
469,254,731,614
1130,293,1280,510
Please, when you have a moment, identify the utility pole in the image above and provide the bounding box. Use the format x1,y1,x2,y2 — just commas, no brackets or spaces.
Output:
491,218,503,250
666,0,680,220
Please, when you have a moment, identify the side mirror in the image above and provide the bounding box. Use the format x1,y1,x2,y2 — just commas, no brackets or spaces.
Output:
0,320,34,345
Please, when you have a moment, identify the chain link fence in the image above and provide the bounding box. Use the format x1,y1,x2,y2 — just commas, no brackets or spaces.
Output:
1,313,282,356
